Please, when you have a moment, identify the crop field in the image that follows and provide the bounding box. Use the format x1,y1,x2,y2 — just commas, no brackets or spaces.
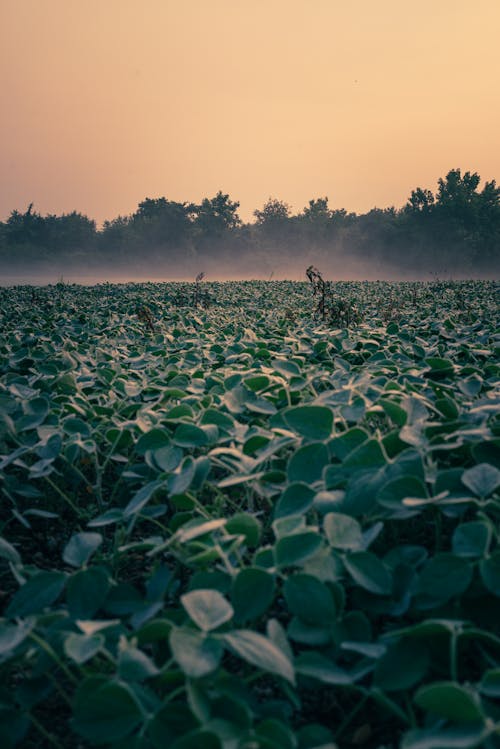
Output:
0,278,500,749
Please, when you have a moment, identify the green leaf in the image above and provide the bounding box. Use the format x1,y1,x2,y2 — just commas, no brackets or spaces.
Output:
148,703,198,747
377,475,428,510
232,568,275,623
414,682,484,723
181,589,233,631
117,644,160,681
222,630,295,684
244,392,277,415
379,397,407,426
287,443,329,484
104,582,143,615
244,374,271,392
343,552,392,595
275,531,323,568
458,376,483,398
64,633,104,664
296,724,335,749
274,483,315,519
176,518,226,543
313,490,345,515
191,456,211,489
288,616,332,646
171,731,222,749
17,396,50,431
480,551,500,596
461,463,500,498
272,358,301,378
148,445,183,472
273,515,306,539
323,513,363,550
189,570,231,595
267,618,294,662
342,439,386,472
63,531,103,567
374,638,429,691
0,536,21,565
72,677,143,743
425,357,455,378
63,416,91,436
174,423,211,447
0,618,34,656
66,566,110,619
87,508,124,527
169,627,223,678
452,522,491,559
135,428,171,455
479,668,500,697
168,457,196,496
283,406,333,441
402,724,488,749
226,513,261,547
284,574,336,625
255,718,297,749
328,427,368,461
123,480,163,518
6,572,67,617
295,651,353,685
417,554,473,601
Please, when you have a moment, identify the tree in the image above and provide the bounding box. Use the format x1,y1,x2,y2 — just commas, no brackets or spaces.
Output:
297,197,334,245
5,204,45,247
44,212,97,254
301,197,332,223
434,169,479,232
192,191,241,238
253,197,291,226
131,197,193,246
405,187,435,214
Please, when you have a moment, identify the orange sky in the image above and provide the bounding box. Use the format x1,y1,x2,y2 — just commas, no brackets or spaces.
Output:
1,0,499,224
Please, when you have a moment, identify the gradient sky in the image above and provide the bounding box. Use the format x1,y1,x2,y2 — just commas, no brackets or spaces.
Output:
1,0,499,225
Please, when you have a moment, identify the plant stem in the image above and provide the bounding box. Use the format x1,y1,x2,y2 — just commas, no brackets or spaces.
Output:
450,628,459,682
44,476,81,515
29,632,78,686
334,691,369,740
29,713,65,749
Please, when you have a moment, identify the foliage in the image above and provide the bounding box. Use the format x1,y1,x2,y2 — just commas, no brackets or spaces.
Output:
0,279,499,747
306,266,363,326
1,169,499,275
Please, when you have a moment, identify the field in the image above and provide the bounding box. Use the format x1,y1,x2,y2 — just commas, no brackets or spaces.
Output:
1,278,499,749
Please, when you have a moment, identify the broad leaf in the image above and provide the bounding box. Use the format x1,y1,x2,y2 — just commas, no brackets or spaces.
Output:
414,682,484,723
323,513,363,550
64,633,104,664
222,630,295,684
6,572,67,617
461,463,500,498
72,677,143,742
181,589,234,631
170,627,223,678
232,568,275,623
63,531,103,567
283,405,333,441
343,552,392,595
284,573,336,625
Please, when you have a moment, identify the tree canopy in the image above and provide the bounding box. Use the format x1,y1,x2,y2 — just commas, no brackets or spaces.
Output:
0,170,498,276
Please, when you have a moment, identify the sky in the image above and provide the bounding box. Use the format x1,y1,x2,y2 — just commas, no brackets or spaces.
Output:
1,0,499,225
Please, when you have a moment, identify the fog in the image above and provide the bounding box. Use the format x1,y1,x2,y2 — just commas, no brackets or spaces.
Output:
1,249,496,287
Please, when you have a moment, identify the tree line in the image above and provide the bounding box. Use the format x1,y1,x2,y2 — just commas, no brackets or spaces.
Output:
1,169,498,276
